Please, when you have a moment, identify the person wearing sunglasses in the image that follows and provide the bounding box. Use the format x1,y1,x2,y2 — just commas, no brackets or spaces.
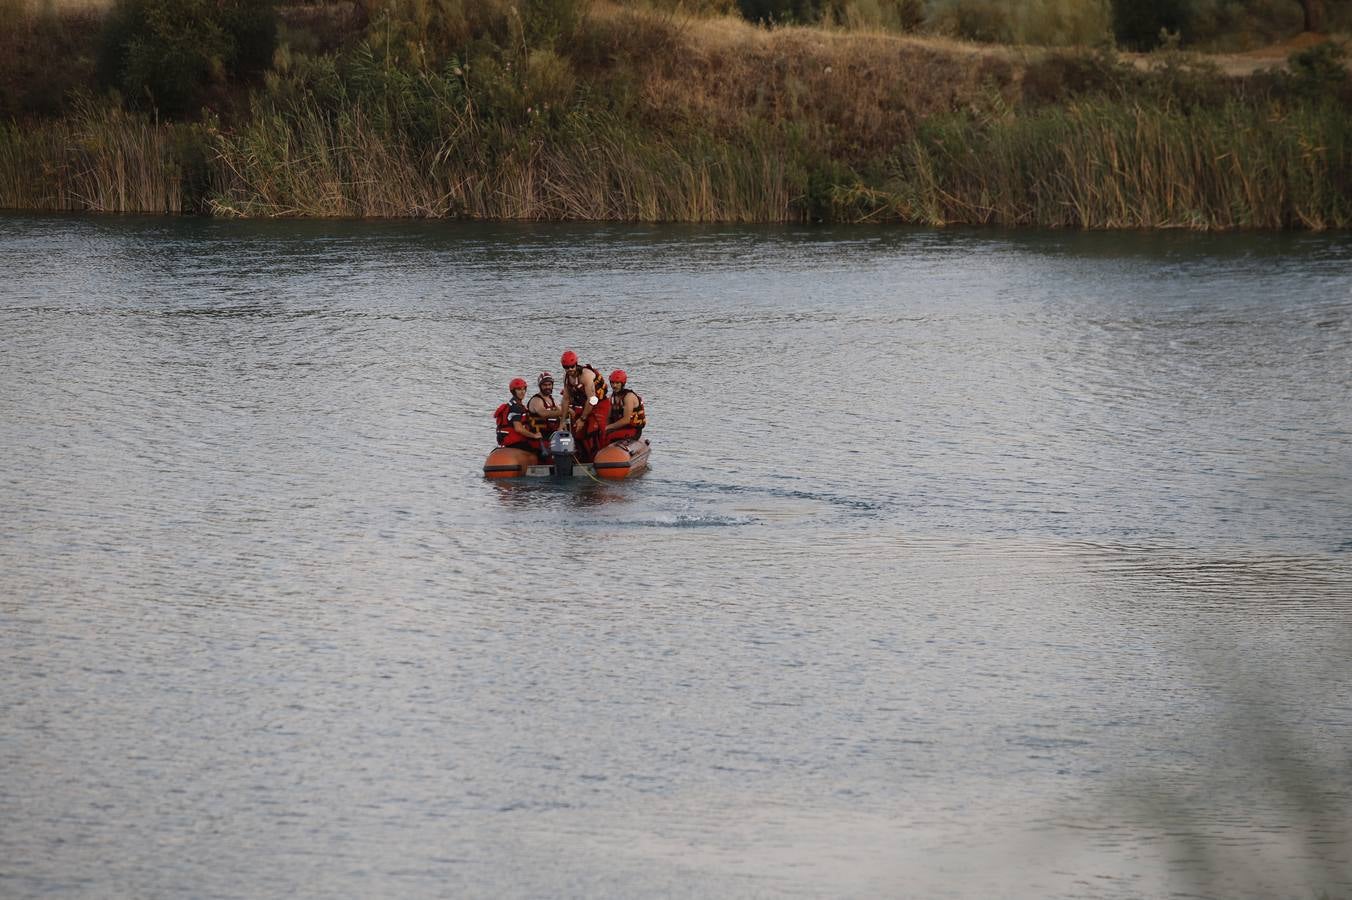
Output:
558,348,611,461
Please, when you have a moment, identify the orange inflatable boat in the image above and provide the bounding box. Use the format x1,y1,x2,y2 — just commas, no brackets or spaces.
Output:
483,431,650,480
591,438,650,480
482,446,543,479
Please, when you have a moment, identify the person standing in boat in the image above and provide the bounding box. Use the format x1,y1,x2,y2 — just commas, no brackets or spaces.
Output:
494,377,546,458
527,371,563,444
559,349,610,461
604,369,646,444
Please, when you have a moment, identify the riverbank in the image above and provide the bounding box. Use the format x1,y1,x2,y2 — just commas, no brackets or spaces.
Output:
2,1,1350,228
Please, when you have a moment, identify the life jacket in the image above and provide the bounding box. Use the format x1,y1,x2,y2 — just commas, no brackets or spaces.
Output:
494,398,534,449
564,364,607,413
607,387,646,441
528,392,558,437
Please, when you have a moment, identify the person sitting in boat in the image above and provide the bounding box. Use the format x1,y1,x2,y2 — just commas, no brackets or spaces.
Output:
527,371,563,443
559,349,610,461
604,369,646,444
494,377,545,458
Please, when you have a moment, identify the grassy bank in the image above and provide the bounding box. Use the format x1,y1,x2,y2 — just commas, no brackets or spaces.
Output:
1,0,1350,228
874,96,1352,229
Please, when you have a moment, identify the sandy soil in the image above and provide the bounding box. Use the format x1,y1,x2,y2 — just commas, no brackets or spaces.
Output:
1134,31,1347,75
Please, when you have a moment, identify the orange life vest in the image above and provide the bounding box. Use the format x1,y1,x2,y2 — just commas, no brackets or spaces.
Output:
564,364,607,413
607,387,646,442
528,392,558,437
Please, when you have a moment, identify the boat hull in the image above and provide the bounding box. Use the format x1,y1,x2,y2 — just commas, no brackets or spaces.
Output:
482,439,651,480
593,438,650,480
483,446,539,479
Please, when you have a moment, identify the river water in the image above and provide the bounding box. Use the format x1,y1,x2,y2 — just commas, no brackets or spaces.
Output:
1,215,1350,899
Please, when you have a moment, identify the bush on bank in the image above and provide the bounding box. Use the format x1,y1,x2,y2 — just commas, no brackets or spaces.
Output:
97,0,279,118
0,0,1350,228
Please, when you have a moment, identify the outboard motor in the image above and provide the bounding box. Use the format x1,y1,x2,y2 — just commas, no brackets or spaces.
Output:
548,430,577,479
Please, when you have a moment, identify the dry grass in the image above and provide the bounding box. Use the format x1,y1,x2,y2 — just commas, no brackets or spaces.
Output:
580,5,1014,160
0,0,104,119
19,0,110,10
0,101,193,213
207,100,796,221
3,0,1349,227
879,96,1352,230
1126,31,1352,75
601,0,1347,81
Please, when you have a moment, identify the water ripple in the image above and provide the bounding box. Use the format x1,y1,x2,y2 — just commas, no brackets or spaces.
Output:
2,215,1351,900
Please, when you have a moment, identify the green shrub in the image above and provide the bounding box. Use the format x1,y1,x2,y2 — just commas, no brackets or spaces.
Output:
737,0,826,26
119,11,232,114
0,1,103,119
1111,0,1190,50
276,2,367,57
644,0,736,14
98,0,279,118
335,43,470,143
522,0,584,46
1022,49,1133,104
361,0,513,67
1015,0,1112,46
359,0,580,66
833,0,924,32
1186,0,1299,51
522,48,577,117
1026,45,1237,112
1288,41,1349,99
1143,51,1233,110
929,0,1111,46
221,1,281,76
170,118,218,213
565,6,687,72
929,0,1013,42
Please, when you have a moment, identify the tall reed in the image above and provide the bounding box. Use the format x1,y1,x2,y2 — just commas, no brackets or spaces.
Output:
210,98,802,221
0,99,204,213
211,100,452,217
8,95,1348,228
859,97,1352,230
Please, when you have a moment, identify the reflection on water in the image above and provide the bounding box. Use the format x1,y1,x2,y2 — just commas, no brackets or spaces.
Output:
1,215,1350,899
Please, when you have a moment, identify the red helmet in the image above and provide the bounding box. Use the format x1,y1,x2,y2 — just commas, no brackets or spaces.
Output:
560,349,578,367
509,377,527,391
537,371,554,386
609,369,627,384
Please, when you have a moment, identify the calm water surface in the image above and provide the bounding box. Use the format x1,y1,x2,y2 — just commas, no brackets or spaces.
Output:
2,215,1350,899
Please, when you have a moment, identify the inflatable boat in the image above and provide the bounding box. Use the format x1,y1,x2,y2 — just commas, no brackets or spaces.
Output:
591,437,650,480
483,430,650,481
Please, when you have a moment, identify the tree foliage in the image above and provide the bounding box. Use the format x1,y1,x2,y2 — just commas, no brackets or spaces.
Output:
1299,0,1326,32
736,0,826,25
1288,39,1348,96
98,0,279,118
1110,0,1191,50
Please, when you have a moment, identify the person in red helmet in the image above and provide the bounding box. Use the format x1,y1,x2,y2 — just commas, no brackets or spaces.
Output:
604,369,646,444
558,349,610,461
527,371,563,443
494,377,544,456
